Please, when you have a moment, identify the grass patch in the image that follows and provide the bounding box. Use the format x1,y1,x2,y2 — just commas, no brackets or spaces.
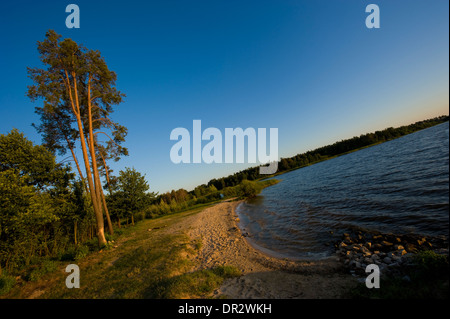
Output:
147,265,241,299
1,201,244,299
18,204,239,299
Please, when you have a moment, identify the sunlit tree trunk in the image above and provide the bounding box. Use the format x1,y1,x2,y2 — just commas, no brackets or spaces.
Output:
71,75,107,247
74,220,78,245
28,31,127,248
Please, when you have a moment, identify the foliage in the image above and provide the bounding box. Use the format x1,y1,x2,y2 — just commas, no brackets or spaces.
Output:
206,116,449,190
0,129,97,274
238,180,263,198
412,250,449,277
0,273,16,296
107,167,156,225
26,259,58,282
27,29,128,247
59,244,91,262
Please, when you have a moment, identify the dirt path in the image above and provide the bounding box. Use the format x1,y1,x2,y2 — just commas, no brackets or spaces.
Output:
185,200,358,298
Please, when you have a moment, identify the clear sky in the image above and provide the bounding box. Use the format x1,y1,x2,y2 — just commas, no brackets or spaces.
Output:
0,0,448,194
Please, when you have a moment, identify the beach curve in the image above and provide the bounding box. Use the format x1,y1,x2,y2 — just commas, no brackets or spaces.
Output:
186,200,358,298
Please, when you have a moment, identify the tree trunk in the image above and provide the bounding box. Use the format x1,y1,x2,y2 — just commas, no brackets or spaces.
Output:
74,220,78,245
101,187,114,235
69,73,106,248
86,78,108,247
98,152,114,235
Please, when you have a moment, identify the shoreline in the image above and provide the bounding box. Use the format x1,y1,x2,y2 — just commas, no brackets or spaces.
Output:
186,199,448,298
235,201,334,262
4,197,446,299
186,199,358,298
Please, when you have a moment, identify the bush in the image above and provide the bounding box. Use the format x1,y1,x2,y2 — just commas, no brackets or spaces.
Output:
144,205,159,219
74,245,90,260
135,211,146,222
238,180,262,198
59,244,90,261
26,259,57,281
0,273,16,295
114,228,124,236
413,250,449,277
222,186,238,197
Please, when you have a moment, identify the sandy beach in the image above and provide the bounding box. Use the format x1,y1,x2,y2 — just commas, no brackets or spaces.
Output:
186,200,358,298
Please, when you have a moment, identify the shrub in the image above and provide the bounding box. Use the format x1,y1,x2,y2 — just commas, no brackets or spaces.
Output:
26,259,57,282
135,211,146,222
238,180,262,198
413,250,449,277
74,245,90,260
0,273,16,295
59,244,90,261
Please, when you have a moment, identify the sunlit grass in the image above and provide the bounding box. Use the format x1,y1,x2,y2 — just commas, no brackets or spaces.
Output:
3,204,240,299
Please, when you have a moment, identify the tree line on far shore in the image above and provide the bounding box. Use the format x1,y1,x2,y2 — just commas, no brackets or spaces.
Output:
204,115,449,190
142,115,449,222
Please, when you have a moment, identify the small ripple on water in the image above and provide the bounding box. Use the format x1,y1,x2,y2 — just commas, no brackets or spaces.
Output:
237,122,450,260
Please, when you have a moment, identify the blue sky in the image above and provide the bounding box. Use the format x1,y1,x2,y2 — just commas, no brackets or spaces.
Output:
0,0,448,194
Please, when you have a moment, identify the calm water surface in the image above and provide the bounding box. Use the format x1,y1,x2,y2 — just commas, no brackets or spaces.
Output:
237,122,449,259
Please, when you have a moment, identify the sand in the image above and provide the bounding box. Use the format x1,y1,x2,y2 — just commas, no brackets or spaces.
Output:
186,200,358,299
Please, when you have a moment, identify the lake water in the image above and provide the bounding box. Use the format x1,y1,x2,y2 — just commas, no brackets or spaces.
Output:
237,122,449,260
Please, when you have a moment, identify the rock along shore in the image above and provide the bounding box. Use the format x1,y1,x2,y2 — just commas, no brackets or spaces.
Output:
334,229,449,277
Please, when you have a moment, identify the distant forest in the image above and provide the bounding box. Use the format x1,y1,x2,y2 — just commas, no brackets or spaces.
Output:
147,116,449,212
135,116,448,221
190,115,450,195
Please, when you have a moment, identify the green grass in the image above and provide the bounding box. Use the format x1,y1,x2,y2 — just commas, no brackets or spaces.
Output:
257,178,280,188
2,202,241,299
148,265,241,299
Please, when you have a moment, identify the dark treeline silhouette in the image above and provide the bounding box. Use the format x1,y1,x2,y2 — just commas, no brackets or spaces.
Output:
205,115,449,190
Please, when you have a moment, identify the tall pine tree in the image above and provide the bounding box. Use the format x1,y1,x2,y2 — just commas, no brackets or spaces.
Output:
27,30,127,247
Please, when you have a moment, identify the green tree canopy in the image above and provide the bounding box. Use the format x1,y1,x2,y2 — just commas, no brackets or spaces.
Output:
0,129,76,270
108,167,155,225
0,129,72,189
27,30,128,246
